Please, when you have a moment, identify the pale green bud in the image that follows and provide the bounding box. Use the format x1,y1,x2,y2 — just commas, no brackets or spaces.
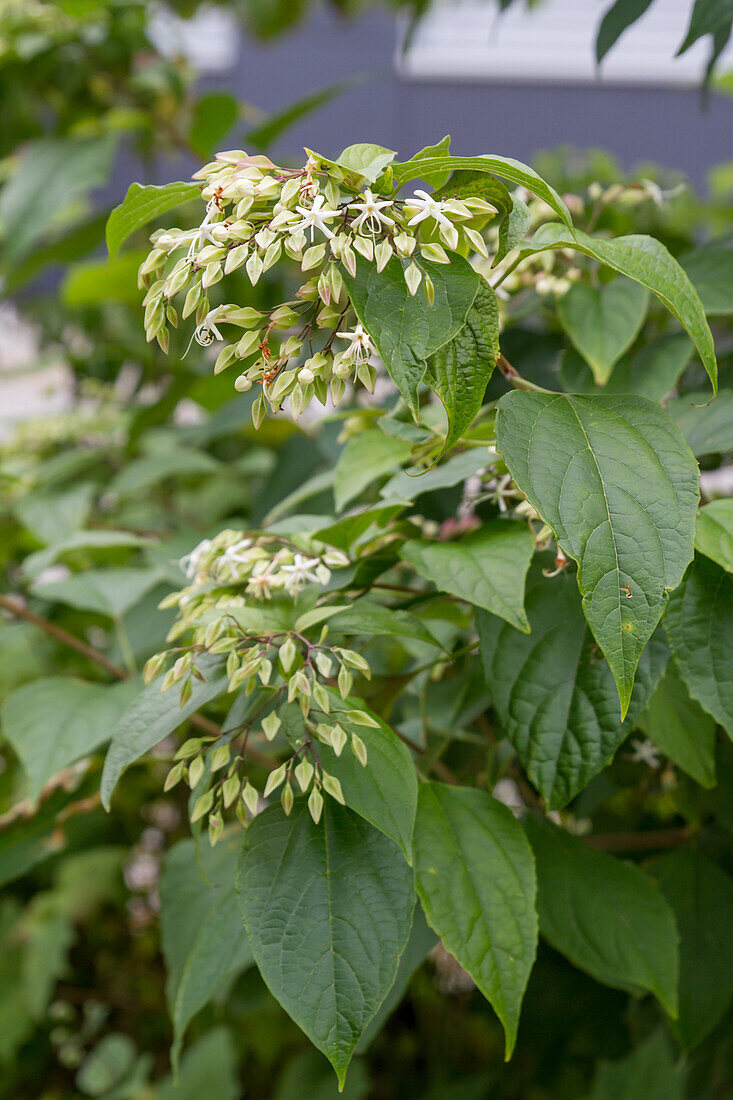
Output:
263,764,287,798
294,757,314,793
351,732,368,767
143,652,167,685
338,665,353,699
280,636,298,673
321,772,345,804
281,782,294,816
164,761,185,791
222,774,241,808
330,724,347,756
242,782,260,816
188,754,205,789
210,745,231,772
262,712,281,741
191,788,214,822
308,785,324,824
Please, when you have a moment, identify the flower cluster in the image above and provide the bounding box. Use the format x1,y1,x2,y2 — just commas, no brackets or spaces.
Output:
139,148,497,425
144,530,378,838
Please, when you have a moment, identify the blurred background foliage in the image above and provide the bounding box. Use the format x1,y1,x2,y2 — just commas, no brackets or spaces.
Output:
0,1,732,1097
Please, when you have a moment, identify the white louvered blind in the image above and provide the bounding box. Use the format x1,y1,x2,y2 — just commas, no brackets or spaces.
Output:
397,0,733,85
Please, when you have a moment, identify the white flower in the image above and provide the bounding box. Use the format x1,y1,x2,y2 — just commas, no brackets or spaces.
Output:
349,189,395,234
179,538,213,580
407,189,454,231
279,553,323,593
220,538,253,571
336,323,373,363
246,562,280,599
628,739,662,768
194,307,226,347
293,194,340,241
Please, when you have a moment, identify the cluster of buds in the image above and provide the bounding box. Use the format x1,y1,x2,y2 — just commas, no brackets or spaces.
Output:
138,148,498,424
143,530,380,836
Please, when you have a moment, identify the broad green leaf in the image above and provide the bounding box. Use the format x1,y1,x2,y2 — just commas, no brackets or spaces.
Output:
521,224,717,391
596,0,655,63
496,392,699,715
106,181,201,260
400,135,452,187
23,530,152,582
679,240,733,315
189,92,239,158
333,429,411,511
401,521,535,632
355,903,436,1053
157,1028,239,1100
380,447,488,503
236,801,414,1088
559,333,691,401
317,692,418,861
524,814,679,1016
677,0,733,54
556,278,649,385
638,659,717,787
651,849,733,1048
425,280,500,451
478,564,669,808
101,655,227,809
496,194,532,262
695,498,733,571
160,837,253,1067
328,598,441,647
13,483,94,545
109,448,220,497
1,677,139,800
669,389,733,456
391,155,573,228
314,504,403,550
342,255,480,416
336,143,397,182
413,784,537,1059
32,566,163,620
589,1029,684,1100
0,135,116,264
664,554,733,737
61,250,146,308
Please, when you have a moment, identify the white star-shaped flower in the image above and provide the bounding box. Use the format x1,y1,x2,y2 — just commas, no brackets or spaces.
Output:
292,195,340,241
336,323,373,363
628,739,662,768
280,553,323,593
349,190,395,234
406,189,454,231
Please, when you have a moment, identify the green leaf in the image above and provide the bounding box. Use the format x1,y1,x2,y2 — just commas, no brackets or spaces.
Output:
1,678,139,801
559,334,692,401
401,521,535,632
478,563,669,808
496,392,699,715
316,692,418,861
189,92,239,159
160,836,253,1068
679,240,733,315
342,254,480,416
668,389,733,456
32,566,163,619
314,504,403,551
0,135,116,264
106,181,201,260
596,0,655,63
425,280,500,452
664,554,733,737
355,903,436,1052
524,814,679,1016
638,659,717,787
556,278,649,385
335,143,397,182
100,655,228,809
524,224,717,391
589,1029,684,1100
496,194,532,262
61,250,146,308
333,429,411,511
695,498,733,572
380,447,489,504
651,849,733,1048
236,801,414,1088
22,530,153,582
109,448,220,497
75,1034,138,1097
158,1028,239,1100
391,154,573,228
13,483,95,545
677,0,733,54
413,784,537,1059
328,597,441,647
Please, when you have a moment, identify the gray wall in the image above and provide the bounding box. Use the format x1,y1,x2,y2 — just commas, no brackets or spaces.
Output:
216,8,733,186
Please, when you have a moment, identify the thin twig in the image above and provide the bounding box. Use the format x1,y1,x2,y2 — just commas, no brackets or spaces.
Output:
585,826,694,852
